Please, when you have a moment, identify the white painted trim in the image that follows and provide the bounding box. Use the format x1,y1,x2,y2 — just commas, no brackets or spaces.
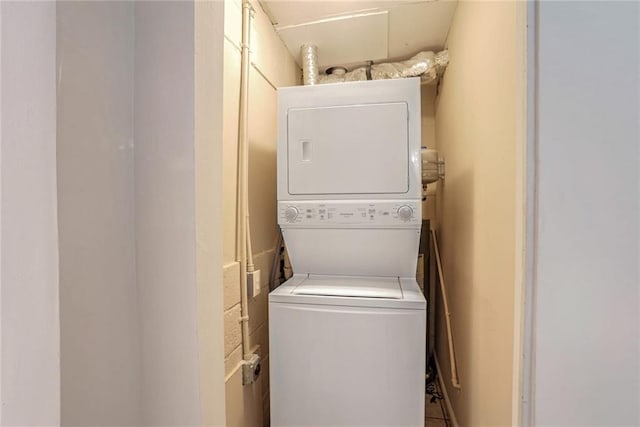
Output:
512,0,536,426
434,352,459,427
194,1,227,424
0,2,3,420
0,3,3,420
515,1,539,426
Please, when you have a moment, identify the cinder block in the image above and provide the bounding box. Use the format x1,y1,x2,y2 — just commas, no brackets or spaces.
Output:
224,262,241,310
224,303,242,357
225,344,243,381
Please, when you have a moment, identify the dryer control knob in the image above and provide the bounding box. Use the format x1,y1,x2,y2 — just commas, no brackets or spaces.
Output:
284,206,299,222
397,205,414,221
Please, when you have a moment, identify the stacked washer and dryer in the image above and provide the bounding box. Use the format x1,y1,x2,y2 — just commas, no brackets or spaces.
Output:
269,78,426,426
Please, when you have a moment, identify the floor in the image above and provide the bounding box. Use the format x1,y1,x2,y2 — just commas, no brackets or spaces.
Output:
425,379,451,427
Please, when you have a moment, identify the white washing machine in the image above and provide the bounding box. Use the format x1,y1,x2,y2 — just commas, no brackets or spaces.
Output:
270,78,425,427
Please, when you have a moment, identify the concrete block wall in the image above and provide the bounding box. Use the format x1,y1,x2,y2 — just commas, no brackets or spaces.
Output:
222,0,300,425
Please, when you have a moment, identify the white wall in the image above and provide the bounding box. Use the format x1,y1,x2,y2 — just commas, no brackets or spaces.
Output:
0,2,60,424
56,3,140,425
58,2,226,425
532,2,639,425
135,2,212,425
0,2,227,425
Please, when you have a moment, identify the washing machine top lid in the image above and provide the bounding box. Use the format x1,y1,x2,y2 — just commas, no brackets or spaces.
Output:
270,274,425,310
292,275,402,299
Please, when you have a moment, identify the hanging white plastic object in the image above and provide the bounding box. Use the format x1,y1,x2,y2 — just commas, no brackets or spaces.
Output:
421,148,444,184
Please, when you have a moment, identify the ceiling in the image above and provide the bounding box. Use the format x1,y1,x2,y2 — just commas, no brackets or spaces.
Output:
260,0,457,70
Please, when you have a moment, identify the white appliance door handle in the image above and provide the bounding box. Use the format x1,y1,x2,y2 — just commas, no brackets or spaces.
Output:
301,140,312,162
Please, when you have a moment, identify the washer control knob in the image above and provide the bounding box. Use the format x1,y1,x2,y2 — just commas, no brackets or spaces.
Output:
284,206,299,222
397,205,414,221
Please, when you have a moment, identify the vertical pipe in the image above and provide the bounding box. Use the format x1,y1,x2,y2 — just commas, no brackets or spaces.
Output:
431,229,461,389
236,0,253,361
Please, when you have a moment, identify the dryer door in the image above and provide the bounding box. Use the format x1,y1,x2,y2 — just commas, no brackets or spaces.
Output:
287,102,409,195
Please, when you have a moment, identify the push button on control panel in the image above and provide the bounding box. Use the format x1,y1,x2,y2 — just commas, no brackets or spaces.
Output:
397,205,414,221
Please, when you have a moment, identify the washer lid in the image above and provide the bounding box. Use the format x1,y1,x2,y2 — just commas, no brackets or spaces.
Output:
292,275,402,299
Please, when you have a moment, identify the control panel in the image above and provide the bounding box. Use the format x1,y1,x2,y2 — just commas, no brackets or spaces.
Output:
278,201,420,227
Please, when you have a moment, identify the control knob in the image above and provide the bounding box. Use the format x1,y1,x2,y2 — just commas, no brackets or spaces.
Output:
397,205,414,221
284,206,299,222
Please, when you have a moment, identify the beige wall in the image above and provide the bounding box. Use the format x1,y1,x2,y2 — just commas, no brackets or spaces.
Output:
222,0,300,425
434,1,524,425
